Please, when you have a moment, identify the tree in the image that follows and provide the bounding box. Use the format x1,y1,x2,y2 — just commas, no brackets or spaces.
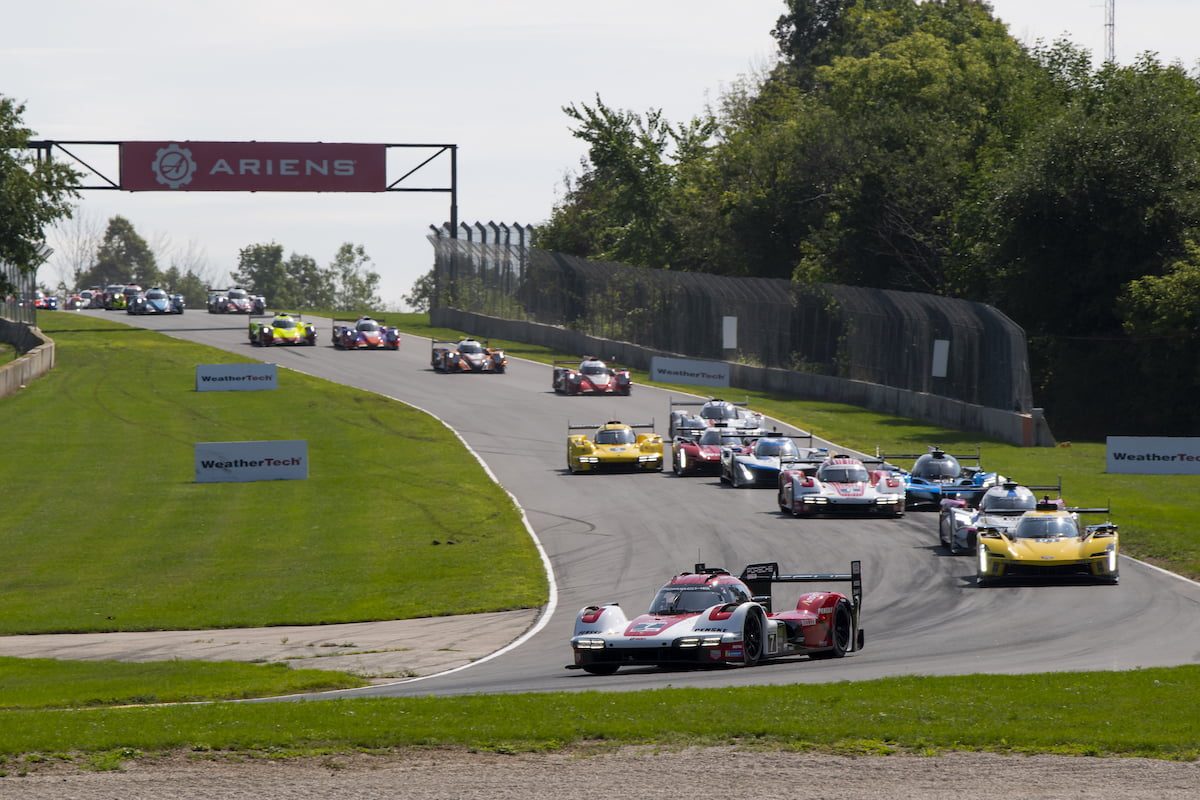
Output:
78,216,161,288
287,252,334,309
328,243,381,310
231,243,291,305
0,95,80,293
403,268,435,312
47,208,101,289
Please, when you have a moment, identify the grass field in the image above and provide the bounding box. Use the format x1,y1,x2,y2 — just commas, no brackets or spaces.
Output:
2,310,1197,765
380,313,1200,580
0,314,546,634
2,666,1197,767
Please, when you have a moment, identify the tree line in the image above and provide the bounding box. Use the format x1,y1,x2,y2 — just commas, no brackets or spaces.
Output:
537,0,1200,438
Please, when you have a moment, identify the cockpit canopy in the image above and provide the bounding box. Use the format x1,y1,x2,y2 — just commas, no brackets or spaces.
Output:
595,427,636,445
580,360,609,375
458,340,484,354
1013,515,1079,539
699,428,742,446
753,437,799,458
357,319,380,332
912,452,962,480
980,485,1037,512
819,463,870,483
700,402,739,421
649,583,749,615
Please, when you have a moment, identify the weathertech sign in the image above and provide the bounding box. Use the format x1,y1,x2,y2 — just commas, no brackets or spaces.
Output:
195,440,309,483
120,141,386,192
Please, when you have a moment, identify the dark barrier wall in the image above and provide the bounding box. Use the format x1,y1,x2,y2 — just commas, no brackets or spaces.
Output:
0,319,55,399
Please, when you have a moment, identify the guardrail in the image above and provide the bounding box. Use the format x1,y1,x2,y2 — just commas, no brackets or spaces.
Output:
0,318,55,399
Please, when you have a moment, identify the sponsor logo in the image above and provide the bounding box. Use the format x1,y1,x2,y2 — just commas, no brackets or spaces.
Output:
152,144,197,189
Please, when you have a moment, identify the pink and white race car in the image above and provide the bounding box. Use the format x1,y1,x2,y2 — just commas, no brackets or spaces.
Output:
778,454,905,517
568,561,863,675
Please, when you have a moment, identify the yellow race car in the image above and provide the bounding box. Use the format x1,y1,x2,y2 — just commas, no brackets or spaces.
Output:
567,420,663,474
977,500,1119,585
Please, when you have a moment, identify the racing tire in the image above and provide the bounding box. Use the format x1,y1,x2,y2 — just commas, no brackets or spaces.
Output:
582,663,619,676
672,453,683,476
939,514,958,553
741,608,765,666
811,600,853,659
731,469,743,489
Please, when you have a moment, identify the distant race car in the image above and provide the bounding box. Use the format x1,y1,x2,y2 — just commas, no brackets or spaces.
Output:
65,292,88,310
939,479,1062,554
248,312,317,346
208,287,261,314
552,357,631,395
977,500,1119,585
671,426,755,477
777,454,905,518
720,430,825,488
566,420,663,473
128,287,185,315
103,284,128,310
878,446,1004,509
332,317,401,350
32,291,58,310
431,338,506,372
667,397,765,438
568,560,864,675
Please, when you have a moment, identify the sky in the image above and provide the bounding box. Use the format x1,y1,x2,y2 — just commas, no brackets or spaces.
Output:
4,1,1198,308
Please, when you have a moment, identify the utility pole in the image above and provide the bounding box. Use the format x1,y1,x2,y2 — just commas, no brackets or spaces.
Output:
1105,0,1115,63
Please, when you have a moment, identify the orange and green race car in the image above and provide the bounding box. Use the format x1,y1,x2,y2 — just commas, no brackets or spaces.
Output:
249,312,317,347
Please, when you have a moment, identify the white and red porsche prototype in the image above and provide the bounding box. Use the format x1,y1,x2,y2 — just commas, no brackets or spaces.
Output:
778,454,905,517
568,561,863,675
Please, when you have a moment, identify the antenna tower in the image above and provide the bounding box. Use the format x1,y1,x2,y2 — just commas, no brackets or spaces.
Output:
1104,0,1115,63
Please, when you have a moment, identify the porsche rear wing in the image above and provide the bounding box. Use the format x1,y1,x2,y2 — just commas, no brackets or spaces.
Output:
738,561,863,614
668,395,750,409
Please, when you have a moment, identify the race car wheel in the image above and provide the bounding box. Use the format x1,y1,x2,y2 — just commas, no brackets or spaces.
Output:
939,515,956,553
582,663,619,675
742,609,765,666
811,600,853,659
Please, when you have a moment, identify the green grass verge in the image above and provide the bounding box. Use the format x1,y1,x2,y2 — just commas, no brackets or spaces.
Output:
0,313,546,634
378,313,1200,580
1,666,1196,764
0,656,366,709
0,342,15,366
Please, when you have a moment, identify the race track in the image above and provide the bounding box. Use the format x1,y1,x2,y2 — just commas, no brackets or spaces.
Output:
93,310,1200,696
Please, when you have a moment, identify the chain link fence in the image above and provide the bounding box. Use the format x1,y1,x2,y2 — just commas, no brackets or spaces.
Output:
1,261,38,326
428,223,1033,414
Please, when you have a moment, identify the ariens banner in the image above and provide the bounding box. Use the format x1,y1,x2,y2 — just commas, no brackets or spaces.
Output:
196,363,278,391
195,440,308,483
1106,436,1200,475
650,356,731,388
120,141,387,192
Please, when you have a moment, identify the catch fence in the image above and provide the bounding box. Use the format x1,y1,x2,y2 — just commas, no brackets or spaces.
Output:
428,223,1033,413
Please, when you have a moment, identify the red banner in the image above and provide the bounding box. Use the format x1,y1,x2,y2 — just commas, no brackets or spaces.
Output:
119,141,387,192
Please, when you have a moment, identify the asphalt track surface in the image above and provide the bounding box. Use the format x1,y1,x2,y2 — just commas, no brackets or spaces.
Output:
89,310,1200,697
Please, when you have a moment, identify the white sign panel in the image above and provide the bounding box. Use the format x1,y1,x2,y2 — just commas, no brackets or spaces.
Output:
196,363,278,391
722,316,738,350
1106,436,1200,475
195,440,308,483
931,339,950,378
651,356,731,388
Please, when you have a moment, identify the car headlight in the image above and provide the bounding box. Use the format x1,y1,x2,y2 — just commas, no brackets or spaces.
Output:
738,463,753,480
573,637,605,650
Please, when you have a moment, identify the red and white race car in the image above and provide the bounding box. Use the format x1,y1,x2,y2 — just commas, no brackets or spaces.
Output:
671,426,754,476
552,357,631,395
778,454,905,517
568,560,863,675
331,317,401,350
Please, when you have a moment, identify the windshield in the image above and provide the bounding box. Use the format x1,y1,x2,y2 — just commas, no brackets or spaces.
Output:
274,318,298,329
228,289,248,299
820,465,870,483
146,290,167,299
701,403,738,420
106,285,124,293
754,438,799,458
980,490,1036,512
357,321,380,332
699,429,741,446
913,454,961,479
1013,516,1079,539
648,585,745,615
459,342,483,354
581,362,608,375
595,428,635,445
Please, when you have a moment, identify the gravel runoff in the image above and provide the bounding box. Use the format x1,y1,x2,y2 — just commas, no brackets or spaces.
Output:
1,747,1196,799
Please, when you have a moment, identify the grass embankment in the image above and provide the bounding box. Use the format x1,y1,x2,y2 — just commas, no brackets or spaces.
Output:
381,312,1200,580
0,313,546,635
0,656,366,709
0,342,15,366
2,666,1197,768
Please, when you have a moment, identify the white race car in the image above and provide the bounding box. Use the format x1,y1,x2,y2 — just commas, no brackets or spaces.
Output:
939,480,1061,554
777,454,905,517
667,397,764,438
568,561,864,675
720,431,825,488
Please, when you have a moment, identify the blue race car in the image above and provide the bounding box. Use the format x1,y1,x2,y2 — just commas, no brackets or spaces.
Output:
720,430,825,488
877,446,1004,510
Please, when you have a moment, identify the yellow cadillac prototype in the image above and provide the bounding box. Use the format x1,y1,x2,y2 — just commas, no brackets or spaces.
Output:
977,500,1119,585
567,420,663,474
